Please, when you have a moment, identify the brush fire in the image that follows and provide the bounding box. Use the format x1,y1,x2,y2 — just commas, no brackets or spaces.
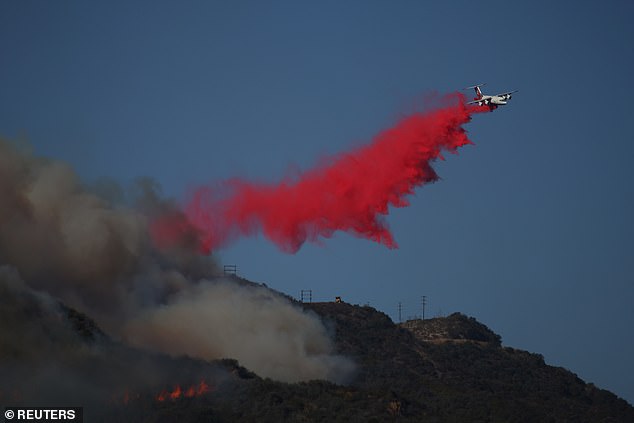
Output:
1,93,484,417
156,380,211,402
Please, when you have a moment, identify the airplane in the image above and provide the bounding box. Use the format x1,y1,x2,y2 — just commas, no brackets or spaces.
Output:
465,84,517,110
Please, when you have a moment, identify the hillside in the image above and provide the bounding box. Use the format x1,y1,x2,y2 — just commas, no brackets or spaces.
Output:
302,302,634,422
400,312,502,345
2,277,633,422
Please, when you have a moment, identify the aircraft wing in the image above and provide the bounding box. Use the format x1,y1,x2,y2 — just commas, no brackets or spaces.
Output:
495,90,518,96
467,98,490,105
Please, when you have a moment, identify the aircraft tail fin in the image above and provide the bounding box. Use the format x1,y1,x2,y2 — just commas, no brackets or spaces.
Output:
475,86,483,99
464,83,485,99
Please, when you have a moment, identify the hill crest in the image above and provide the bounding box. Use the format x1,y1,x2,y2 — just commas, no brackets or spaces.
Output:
3,277,633,422
399,312,502,346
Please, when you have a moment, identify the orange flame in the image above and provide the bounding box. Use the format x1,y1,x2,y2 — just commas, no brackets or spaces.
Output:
169,385,182,400
156,380,211,402
184,385,196,398
197,380,210,395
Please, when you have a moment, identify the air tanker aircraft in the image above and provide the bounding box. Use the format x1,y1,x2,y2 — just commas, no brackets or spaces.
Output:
465,84,517,110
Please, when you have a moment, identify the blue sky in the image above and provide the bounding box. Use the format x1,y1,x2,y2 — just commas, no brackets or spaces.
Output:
1,1,633,404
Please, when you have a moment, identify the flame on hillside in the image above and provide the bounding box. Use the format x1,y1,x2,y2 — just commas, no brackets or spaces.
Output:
156,380,211,402
108,380,212,405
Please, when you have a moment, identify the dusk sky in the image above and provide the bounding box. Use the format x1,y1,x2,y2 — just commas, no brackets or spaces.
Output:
1,1,633,404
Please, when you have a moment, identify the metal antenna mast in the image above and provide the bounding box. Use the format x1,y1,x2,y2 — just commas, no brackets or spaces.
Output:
421,295,427,320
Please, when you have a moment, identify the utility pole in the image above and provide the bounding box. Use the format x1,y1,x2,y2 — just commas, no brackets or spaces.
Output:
421,295,427,320
398,302,402,323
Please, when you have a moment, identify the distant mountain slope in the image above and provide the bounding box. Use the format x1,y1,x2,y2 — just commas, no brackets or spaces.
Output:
3,272,632,422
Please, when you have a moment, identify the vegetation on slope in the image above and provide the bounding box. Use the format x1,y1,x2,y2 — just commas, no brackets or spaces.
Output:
3,280,633,422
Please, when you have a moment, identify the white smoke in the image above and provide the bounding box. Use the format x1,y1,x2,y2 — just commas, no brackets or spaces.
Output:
0,137,354,383
124,280,354,383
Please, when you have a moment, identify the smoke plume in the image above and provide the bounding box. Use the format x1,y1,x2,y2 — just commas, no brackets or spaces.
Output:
123,280,354,383
0,266,228,410
0,138,353,384
152,93,483,254
1,94,483,395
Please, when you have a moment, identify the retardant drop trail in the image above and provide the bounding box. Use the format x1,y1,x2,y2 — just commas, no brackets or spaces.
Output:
151,93,487,254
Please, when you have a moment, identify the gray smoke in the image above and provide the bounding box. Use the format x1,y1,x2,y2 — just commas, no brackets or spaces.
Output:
0,137,354,383
0,266,229,411
124,280,354,383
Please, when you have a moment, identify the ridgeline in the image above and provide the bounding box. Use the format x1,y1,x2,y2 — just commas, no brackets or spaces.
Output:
3,280,632,422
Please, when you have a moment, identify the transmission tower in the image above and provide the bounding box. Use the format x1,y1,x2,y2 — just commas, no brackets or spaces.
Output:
300,289,312,303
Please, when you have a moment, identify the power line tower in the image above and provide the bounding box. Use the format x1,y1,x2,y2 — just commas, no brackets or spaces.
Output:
223,264,237,276
421,295,427,320
300,289,312,303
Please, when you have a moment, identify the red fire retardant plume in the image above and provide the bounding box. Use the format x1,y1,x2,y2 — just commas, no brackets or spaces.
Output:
152,94,485,254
